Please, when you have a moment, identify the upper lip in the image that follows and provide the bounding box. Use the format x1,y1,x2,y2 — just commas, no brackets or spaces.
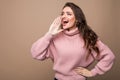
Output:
62,19,69,24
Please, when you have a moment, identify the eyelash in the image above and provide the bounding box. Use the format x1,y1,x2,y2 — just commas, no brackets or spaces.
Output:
67,13,71,15
61,13,72,16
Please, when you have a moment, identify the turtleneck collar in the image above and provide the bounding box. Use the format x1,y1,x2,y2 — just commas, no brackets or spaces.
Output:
62,27,79,36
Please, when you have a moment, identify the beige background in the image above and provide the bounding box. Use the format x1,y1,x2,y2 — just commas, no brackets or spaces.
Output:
0,0,120,80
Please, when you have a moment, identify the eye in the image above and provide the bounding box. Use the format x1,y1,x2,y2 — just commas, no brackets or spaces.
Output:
67,12,72,16
67,13,72,16
61,12,64,16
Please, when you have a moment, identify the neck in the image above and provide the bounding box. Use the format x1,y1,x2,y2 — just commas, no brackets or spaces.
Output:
63,27,79,36
65,25,77,31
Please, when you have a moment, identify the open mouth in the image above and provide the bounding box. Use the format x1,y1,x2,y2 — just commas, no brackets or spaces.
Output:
62,20,69,26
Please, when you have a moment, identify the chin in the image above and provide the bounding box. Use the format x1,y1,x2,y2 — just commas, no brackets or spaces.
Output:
63,26,70,30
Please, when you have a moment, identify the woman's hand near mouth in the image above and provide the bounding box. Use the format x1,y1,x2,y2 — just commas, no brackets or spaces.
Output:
49,16,64,35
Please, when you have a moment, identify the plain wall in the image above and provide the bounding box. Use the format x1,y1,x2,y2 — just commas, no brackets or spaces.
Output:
0,0,120,80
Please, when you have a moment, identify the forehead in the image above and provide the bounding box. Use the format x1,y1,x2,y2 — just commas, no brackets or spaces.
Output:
62,7,73,13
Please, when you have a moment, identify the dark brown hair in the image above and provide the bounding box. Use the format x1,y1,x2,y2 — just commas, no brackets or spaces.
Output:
63,2,100,59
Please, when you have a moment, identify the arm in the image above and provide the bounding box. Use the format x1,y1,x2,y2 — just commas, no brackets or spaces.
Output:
31,16,63,60
74,40,115,77
90,40,115,76
31,32,53,60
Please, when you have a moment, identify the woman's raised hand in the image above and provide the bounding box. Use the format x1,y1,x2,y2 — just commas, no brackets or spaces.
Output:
49,16,63,35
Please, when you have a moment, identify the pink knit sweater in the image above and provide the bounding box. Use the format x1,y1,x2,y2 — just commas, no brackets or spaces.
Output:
31,28,115,80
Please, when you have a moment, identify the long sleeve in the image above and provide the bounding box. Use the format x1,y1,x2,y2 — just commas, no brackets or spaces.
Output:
91,40,115,76
31,32,53,60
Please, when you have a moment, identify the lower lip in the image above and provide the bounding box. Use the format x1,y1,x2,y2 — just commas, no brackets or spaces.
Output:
62,24,67,26
62,24,68,27
62,24,69,29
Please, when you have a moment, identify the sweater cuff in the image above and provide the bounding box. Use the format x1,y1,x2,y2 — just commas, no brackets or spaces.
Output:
44,32,53,41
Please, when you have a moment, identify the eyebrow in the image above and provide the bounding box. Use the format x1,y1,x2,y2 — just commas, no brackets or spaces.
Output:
61,11,73,14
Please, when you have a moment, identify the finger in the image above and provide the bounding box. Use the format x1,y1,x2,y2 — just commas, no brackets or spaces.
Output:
56,17,61,26
50,17,61,29
53,17,61,29
51,17,60,26
56,29,64,34
74,68,82,73
55,16,61,23
74,67,92,77
74,69,84,75
76,67,85,70
74,67,85,74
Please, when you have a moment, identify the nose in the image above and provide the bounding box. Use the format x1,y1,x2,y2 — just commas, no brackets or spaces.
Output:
61,13,67,19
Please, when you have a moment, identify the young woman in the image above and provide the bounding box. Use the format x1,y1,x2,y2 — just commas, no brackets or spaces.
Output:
31,2,115,80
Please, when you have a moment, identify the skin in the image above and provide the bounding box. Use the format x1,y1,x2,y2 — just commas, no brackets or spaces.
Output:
61,7,77,31
48,6,92,77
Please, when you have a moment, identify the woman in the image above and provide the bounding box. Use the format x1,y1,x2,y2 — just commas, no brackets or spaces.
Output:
31,2,115,80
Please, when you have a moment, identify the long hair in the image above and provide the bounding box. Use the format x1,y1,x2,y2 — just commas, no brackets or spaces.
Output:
63,2,100,59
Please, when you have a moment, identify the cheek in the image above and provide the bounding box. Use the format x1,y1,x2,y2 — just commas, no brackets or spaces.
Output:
69,18,76,25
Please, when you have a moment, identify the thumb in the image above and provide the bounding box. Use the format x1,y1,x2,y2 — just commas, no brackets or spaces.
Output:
56,29,64,34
